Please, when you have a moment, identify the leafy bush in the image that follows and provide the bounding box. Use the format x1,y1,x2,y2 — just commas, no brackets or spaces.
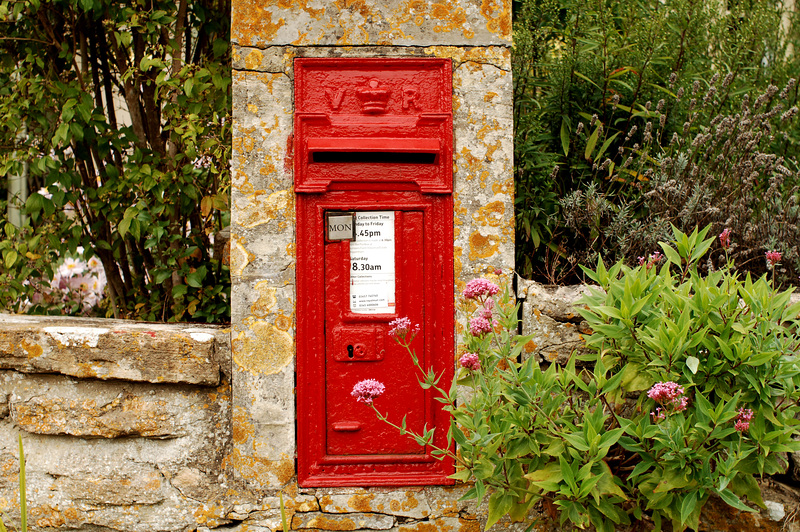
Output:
0,0,231,322
562,77,800,287
513,0,800,284
360,226,800,531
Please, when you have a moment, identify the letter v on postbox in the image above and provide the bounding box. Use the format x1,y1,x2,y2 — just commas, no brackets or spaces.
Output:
295,58,455,486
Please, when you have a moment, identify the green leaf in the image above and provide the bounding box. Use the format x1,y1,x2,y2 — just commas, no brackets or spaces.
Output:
584,126,600,160
118,217,132,238
680,491,698,525
594,131,621,162
4,250,18,269
658,242,682,267
717,488,758,513
686,356,700,374
486,492,513,530
560,118,570,156
186,270,204,288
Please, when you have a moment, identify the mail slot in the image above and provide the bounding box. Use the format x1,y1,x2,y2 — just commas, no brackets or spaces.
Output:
295,58,454,487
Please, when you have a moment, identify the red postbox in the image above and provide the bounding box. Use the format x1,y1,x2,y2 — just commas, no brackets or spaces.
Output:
295,58,454,486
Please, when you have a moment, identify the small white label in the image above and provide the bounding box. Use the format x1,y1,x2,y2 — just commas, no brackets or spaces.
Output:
327,213,355,241
350,212,395,314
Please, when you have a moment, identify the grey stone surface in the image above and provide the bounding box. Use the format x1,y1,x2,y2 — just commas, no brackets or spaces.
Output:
518,280,594,364
0,314,225,385
231,0,511,48
292,511,395,530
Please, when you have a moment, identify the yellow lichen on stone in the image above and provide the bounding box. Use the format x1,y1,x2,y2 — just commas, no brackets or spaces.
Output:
469,231,500,260
20,338,43,358
296,514,356,530
236,190,293,229
244,49,263,70
232,447,295,485
453,246,464,287
232,1,287,47
250,282,278,318
388,2,473,40
229,234,254,277
233,320,293,375
425,45,511,66
232,406,255,446
274,313,293,332
347,492,376,512
472,201,504,228
456,148,481,180
193,503,228,526
492,178,513,196
480,0,511,39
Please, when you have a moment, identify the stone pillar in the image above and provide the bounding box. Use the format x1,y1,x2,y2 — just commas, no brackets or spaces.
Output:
230,1,514,492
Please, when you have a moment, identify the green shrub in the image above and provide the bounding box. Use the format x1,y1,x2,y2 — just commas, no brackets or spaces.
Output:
0,0,231,322
513,0,800,284
362,226,800,531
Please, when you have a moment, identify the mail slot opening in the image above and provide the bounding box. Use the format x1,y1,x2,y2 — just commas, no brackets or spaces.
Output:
312,151,437,164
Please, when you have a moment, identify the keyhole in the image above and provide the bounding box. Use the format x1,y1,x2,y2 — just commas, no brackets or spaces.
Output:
347,345,354,358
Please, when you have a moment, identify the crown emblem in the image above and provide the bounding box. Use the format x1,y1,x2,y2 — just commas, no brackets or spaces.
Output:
356,78,391,114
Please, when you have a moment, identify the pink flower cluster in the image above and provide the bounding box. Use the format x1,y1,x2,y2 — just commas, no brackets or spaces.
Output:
766,250,782,269
351,379,385,404
637,251,664,270
734,408,754,432
462,278,500,300
26,250,107,315
469,316,495,336
719,228,731,250
388,317,420,341
459,352,481,371
648,381,688,420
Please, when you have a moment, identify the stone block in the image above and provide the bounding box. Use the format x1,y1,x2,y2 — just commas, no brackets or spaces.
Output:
318,488,432,519
0,315,223,385
518,281,594,364
393,516,480,532
292,511,396,530
231,0,511,48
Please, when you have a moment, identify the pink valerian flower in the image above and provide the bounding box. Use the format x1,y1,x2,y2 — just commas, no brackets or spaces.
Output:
479,298,494,320
647,381,688,419
462,278,500,300
388,317,420,341
459,352,481,371
766,250,782,269
351,379,385,404
469,316,495,336
734,408,754,432
719,228,731,250
638,251,664,270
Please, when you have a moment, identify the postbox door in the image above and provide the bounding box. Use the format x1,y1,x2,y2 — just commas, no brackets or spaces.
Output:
324,210,427,456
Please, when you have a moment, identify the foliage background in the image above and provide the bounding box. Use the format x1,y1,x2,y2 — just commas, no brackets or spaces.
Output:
513,0,800,287
0,0,231,322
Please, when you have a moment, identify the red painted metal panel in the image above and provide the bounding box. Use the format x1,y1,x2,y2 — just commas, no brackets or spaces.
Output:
295,58,454,487
294,58,452,193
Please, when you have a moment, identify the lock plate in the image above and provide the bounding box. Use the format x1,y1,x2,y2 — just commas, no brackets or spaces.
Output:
331,325,385,362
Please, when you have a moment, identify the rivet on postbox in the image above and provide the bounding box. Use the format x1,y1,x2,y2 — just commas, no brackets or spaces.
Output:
295,58,455,487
